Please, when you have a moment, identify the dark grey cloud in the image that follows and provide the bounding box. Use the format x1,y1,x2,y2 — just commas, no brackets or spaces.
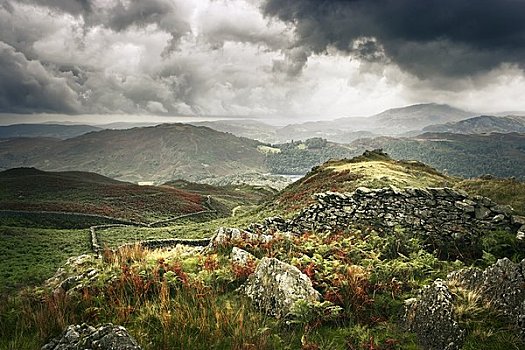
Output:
0,41,81,113
91,0,191,55
263,0,525,78
1,0,524,117
17,0,91,15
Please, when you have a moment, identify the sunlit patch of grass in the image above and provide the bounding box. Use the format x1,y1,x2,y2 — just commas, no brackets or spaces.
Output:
455,177,525,215
327,160,451,189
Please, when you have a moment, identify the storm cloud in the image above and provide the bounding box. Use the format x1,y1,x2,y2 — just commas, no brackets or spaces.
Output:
0,0,524,118
263,0,525,78
0,42,81,113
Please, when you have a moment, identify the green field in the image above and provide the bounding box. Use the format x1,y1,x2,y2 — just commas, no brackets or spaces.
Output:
0,226,90,294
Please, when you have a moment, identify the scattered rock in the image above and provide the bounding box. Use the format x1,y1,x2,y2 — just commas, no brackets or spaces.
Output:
474,205,491,220
231,247,256,266
404,279,465,350
41,323,142,350
242,257,320,318
449,258,525,321
208,226,293,252
512,215,525,226
45,255,98,295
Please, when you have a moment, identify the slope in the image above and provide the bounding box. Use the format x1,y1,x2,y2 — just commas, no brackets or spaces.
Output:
0,124,102,139
423,115,525,134
350,133,525,179
0,123,267,183
0,168,206,223
275,149,454,211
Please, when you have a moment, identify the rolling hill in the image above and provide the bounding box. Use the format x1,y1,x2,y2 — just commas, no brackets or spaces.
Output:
275,149,454,211
349,133,525,179
0,124,102,139
422,115,525,134
0,167,207,223
0,124,267,183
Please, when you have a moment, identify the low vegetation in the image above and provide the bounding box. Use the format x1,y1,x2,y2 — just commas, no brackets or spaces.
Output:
0,168,205,223
0,226,89,294
276,149,454,212
1,151,524,349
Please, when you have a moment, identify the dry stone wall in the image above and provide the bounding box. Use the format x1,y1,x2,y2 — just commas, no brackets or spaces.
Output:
251,186,523,259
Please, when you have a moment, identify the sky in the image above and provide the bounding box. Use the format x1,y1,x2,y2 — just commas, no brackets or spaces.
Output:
1,0,525,123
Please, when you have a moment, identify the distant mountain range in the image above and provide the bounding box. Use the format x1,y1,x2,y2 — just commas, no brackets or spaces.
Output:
423,115,525,134
369,103,474,133
193,103,477,142
1,104,514,143
0,124,102,139
1,104,525,182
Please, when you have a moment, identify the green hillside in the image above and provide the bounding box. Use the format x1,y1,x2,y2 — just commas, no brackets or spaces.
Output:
0,168,206,223
350,133,525,179
0,124,267,183
275,149,454,211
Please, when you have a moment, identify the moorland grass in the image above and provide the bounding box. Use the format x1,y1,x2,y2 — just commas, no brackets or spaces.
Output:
455,177,525,215
0,226,90,294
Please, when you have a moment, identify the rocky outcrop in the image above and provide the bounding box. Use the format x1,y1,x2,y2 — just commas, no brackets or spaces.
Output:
405,258,525,349
448,258,525,337
45,255,99,295
404,279,464,350
242,257,320,318
41,323,142,350
207,227,293,250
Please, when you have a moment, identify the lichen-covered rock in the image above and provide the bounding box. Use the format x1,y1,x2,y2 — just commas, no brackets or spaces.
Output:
477,258,525,318
208,227,273,249
450,258,525,320
44,255,99,295
447,258,525,339
242,257,320,318
231,247,256,266
404,279,464,350
41,323,142,350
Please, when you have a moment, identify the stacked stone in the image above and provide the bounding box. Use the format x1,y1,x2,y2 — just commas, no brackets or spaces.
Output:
281,186,524,259
292,186,518,235
246,216,291,234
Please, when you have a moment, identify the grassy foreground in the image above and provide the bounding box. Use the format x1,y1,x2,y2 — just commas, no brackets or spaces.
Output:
1,152,524,349
0,226,90,295
1,223,523,349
